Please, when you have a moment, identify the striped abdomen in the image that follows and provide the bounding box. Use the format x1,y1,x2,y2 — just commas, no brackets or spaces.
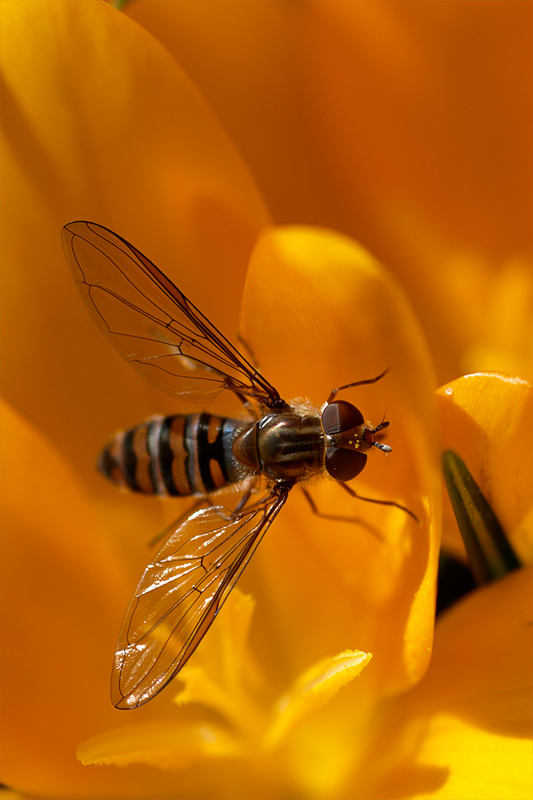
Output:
98,413,245,496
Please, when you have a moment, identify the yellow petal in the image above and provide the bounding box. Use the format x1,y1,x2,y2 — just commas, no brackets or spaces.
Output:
0,400,143,798
184,586,257,688
129,2,532,387
265,649,372,750
0,790,23,800
173,590,264,735
241,226,441,697
299,3,532,386
128,2,531,271
353,566,532,800
127,1,331,227
78,720,241,769
1,0,268,492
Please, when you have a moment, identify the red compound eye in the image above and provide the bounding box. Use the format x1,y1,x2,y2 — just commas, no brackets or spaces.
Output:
321,401,364,435
325,448,367,481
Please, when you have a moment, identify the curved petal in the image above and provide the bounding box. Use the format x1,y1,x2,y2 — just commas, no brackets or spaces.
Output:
1,2,269,796
352,566,532,800
1,0,269,486
240,226,441,696
0,401,166,797
127,1,532,384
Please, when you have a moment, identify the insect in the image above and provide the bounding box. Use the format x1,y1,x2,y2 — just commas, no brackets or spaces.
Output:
62,221,416,710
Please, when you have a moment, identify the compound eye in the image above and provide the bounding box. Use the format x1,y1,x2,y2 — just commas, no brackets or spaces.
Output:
322,400,364,435
325,448,367,481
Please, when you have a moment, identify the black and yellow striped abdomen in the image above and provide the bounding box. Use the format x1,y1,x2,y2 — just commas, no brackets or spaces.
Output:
98,413,245,496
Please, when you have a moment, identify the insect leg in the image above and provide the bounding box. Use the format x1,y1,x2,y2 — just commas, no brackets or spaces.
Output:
148,479,259,548
233,391,260,414
301,487,383,541
231,484,255,515
339,482,419,523
326,368,390,404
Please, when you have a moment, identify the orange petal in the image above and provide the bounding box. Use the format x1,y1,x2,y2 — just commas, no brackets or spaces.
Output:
1,0,268,488
240,226,441,696
0,400,149,798
354,566,532,800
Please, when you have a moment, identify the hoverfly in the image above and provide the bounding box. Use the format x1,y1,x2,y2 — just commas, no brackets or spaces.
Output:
62,221,416,710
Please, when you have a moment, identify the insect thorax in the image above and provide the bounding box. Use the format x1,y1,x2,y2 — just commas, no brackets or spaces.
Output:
233,410,325,481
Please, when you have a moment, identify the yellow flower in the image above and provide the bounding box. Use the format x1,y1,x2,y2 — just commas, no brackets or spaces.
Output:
126,0,532,385
1,2,530,799
355,564,532,800
353,374,530,800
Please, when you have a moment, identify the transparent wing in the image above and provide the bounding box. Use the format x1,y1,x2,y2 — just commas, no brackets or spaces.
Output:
112,486,289,709
62,221,282,406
